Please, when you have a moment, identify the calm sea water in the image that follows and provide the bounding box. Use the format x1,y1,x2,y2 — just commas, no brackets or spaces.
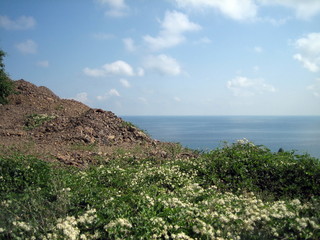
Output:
122,116,320,158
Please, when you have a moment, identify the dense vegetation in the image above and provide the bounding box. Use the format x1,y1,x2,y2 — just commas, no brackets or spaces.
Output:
1,140,319,239
0,49,14,104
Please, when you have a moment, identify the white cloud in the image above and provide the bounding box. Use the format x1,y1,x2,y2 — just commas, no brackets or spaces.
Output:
104,60,134,76
0,15,36,30
143,10,201,51
83,67,105,77
136,67,145,77
74,92,89,103
173,0,320,21
294,54,319,72
144,34,183,51
307,78,320,97
173,0,258,20
144,54,182,76
36,60,49,68
96,95,106,101
83,60,135,77
254,46,263,53
97,0,128,17
120,78,131,88
227,76,276,97
97,0,126,8
109,88,120,96
293,32,320,72
123,38,136,52
258,0,320,19
15,39,37,54
97,88,120,100
257,16,290,26
161,10,201,33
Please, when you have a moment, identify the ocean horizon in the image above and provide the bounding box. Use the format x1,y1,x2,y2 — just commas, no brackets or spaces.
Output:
122,115,320,158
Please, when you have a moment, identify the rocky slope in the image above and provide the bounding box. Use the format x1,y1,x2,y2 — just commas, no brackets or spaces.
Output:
0,80,195,167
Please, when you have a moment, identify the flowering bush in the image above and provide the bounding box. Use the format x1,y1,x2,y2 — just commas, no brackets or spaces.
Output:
200,139,320,198
1,141,320,239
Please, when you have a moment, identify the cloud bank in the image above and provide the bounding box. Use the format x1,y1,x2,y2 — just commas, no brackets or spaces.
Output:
227,76,276,97
0,15,36,30
96,0,129,17
172,0,258,20
172,0,320,20
97,89,120,100
144,54,182,76
307,79,320,97
83,60,136,77
74,92,89,103
15,39,37,54
258,0,320,19
293,32,320,73
143,10,201,51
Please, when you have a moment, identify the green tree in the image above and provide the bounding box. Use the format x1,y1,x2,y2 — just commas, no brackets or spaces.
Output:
0,49,14,104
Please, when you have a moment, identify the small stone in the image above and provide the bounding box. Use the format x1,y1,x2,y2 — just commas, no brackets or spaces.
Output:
108,135,115,140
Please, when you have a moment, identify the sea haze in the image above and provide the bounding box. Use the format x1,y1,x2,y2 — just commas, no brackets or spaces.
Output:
122,116,320,158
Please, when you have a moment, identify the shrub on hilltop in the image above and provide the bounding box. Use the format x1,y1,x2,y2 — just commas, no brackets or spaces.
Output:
0,49,15,104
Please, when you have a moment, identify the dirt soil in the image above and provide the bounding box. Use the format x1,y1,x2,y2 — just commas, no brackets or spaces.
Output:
0,80,197,167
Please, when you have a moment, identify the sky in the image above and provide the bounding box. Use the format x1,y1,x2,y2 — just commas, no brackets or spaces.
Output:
0,0,320,116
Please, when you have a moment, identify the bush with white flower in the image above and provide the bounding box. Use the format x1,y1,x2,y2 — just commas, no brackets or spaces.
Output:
1,140,319,239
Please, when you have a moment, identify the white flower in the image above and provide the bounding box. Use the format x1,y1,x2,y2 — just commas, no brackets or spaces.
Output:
77,209,97,225
291,199,301,206
12,221,32,232
56,216,80,240
172,232,194,239
104,218,132,232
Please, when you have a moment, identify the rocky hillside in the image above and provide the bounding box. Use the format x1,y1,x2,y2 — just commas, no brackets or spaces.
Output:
0,80,195,167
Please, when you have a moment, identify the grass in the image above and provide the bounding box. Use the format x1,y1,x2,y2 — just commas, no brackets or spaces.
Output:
24,113,56,130
121,121,151,137
0,139,319,239
70,143,98,152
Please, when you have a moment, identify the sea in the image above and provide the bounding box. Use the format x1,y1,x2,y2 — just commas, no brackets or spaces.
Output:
121,116,320,159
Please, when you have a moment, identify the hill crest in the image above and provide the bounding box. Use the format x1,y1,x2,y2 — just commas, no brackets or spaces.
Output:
0,80,195,166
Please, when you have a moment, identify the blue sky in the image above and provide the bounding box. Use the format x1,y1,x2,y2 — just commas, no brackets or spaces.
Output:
1,0,320,115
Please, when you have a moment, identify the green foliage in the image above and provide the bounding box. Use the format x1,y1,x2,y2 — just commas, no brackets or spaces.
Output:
122,120,150,137
54,104,64,111
121,120,136,128
0,49,15,104
1,141,320,239
0,154,52,195
0,155,72,239
70,142,98,152
199,139,320,199
24,113,56,130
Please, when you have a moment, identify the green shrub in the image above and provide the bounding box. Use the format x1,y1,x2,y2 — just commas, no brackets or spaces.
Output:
0,49,15,104
1,142,320,239
24,113,56,130
0,154,52,195
199,139,320,199
0,155,72,239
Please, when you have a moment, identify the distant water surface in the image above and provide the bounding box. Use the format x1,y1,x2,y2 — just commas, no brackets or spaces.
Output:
122,116,320,158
